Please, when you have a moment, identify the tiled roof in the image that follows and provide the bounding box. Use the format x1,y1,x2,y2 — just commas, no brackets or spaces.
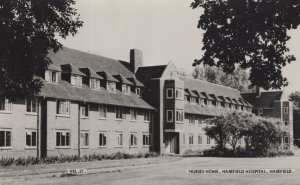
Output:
185,104,228,117
38,80,154,110
97,71,119,82
48,63,61,71
79,67,103,79
242,91,282,109
113,74,134,85
180,76,243,99
136,65,167,83
127,77,144,87
61,63,85,76
48,47,137,78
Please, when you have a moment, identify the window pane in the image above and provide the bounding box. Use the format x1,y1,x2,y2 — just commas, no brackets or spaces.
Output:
6,131,11,147
66,133,70,146
32,132,37,146
56,132,60,146
0,131,5,147
26,132,31,146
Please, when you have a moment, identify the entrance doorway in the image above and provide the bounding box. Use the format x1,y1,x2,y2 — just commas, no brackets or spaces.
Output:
165,132,179,154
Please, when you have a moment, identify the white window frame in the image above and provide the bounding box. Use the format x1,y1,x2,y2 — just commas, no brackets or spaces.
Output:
107,82,116,93
130,133,138,147
175,89,183,100
189,134,194,145
166,88,173,99
116,132,123,147
99,105,107,119
143,133,151,146
188,114,195,124
80,104,89,118
130,109,137,121
0,98,12,113
284,121,289,126
136,87,141,96
45,70,58,83
0,129,11,148
284,107,289,114
56,100,70,116
80,131,89,147
198,135,202,145
99,132,107,147
258,109,263,115
25,130,37,148
90,78,101,90
116,107,125,120
207,136,211,145
166,110,173,123
183,134,185,145
56,131,70,148
26,97,37,114
144,111,151,122
176,110,184,123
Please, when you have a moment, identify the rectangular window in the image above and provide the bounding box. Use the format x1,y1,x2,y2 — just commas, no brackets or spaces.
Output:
116,132,123,147
130,109,137,120
197,117,203,124
99,132,107,147
81,104,89,118
189,134,193,145
99,105,107,119
107,82,116,92
183,134,185,145
56,100,70,115
0,99,12,112
90,78,101,90
207,136,211,145
176,110,184,123
175,89,183,99
26,130,37,147
45,70,58,83
284,121,289,126
258,109,263,115
80,131,89,147
116,107,125,119
284,107,289,114
136,87,141,96
71,75,82,87
198,135,202,144
130,133,137,147
167,110,173,122
188,114,195,124
144,111,151,122
26,98,37,113
143,134,151,146
0,129,11,148
284,136,289,144
56,131,70,147
166,88,173,99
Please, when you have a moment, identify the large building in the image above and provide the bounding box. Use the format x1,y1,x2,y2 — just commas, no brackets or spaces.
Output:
0,48,292,157
242,90,294,149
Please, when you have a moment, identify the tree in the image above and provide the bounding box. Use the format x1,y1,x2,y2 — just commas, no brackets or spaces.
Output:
0,0,83,100
191,0,300,90
289,91,300,110
192,65,251,92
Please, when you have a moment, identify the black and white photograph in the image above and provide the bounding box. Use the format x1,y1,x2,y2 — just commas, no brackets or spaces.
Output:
1,0,300,184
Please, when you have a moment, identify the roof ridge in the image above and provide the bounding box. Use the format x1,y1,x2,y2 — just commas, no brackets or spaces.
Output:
179,75,239,91
138,65,167,68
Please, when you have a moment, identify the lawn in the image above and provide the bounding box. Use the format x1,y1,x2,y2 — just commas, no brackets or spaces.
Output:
1,154,300,185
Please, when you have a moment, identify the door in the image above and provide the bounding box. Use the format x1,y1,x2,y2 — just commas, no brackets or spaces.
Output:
168,133,179,154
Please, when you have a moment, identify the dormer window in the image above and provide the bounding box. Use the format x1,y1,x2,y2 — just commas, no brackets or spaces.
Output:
71,75,82,87
191,97,196,104
122,84,131,95
45,70,58,83
107,82,116,93
136,87,141,96
90,78,101,90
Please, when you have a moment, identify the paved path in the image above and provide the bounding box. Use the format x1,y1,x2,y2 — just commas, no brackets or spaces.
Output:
1,155,300,185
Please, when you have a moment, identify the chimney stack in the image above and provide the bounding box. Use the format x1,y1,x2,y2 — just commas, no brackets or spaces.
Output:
130,49,143,73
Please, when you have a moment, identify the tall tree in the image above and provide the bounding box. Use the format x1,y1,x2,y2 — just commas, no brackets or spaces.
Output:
0,0,83,99
191,0,300,90
289,91,300,110
192,65,251,92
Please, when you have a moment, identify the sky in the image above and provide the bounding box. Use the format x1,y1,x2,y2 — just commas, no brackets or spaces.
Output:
59,0,300,93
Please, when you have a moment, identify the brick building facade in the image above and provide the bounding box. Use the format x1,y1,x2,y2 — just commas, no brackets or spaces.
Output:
0,48,294,157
